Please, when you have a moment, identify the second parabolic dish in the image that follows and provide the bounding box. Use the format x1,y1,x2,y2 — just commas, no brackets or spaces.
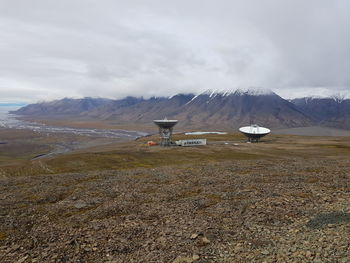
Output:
239,124,271,142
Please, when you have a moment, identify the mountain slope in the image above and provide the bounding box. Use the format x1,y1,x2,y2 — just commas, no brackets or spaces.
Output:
291,97,350,129
174,90,311,128
14,97,112,116
85,94,194,122
13,90,317,129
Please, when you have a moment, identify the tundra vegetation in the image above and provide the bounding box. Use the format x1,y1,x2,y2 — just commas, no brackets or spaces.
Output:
0,129,349,262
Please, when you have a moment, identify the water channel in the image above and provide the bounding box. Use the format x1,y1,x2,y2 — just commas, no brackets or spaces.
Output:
0,106,147,139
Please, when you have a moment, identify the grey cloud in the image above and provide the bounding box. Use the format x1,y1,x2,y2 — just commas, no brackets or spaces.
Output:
0,0,350,102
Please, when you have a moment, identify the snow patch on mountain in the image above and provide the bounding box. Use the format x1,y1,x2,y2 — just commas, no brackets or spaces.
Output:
235,88,276,96
185,95,199,105
294,94,348,104
185,88,277,105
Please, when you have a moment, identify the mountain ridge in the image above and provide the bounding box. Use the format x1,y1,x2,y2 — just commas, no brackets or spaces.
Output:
12,90,350,130
291,96,350,129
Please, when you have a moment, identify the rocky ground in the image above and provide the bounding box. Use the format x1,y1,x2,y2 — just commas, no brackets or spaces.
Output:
0,155,349,262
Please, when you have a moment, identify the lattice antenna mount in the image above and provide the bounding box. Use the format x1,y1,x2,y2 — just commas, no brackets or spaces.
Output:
153,118,178,146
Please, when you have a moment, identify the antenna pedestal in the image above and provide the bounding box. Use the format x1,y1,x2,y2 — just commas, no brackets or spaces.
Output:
158,127,173,146
154,119,178,147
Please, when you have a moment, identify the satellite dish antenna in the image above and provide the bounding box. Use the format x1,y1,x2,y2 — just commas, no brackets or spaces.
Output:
239,124,270,143
153,117,178,146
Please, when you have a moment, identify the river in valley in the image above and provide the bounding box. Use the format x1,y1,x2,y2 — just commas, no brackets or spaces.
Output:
0,106,148,139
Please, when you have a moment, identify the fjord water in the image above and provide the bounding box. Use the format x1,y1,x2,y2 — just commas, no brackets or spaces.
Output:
0,105,147,139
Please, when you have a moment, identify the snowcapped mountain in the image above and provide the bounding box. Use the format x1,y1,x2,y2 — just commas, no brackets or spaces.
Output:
291,97,350,129
191,88,276,98
13,89,318,129
175,89,310,129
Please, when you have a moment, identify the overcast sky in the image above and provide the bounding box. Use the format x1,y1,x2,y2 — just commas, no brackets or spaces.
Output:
1,0,350,102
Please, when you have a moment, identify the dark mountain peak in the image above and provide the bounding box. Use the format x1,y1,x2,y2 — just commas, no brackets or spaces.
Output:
293,95,349,104
234,88,276,97
331,93,348,103
117,96,144,104
13,97,113,116
291,96,350,129
148,96,167,102
168,93,195,100
166,94,195,105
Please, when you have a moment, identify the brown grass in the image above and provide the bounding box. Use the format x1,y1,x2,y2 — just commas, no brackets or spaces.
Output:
1,130,350,178
0,232,6,241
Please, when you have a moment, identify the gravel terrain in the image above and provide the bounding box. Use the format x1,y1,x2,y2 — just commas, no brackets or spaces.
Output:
0,157,349,263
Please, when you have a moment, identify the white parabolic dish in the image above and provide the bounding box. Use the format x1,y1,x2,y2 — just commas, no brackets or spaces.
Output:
239,125,270,135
